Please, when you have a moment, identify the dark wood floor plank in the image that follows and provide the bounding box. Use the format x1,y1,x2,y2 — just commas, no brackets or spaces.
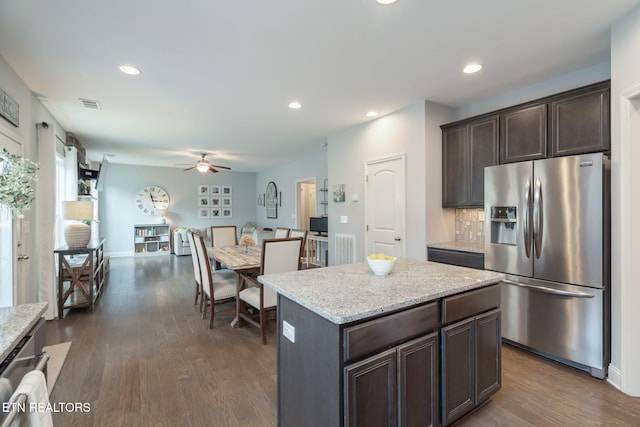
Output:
46,255,640,426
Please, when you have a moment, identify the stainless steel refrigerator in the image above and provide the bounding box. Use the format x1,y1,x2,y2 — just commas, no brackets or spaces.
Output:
484,153,610,378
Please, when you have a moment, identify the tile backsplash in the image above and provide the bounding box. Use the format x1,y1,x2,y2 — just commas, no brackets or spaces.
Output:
455,209,485,243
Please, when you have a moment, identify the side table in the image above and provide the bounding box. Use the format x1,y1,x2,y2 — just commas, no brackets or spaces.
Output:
54,237,106,317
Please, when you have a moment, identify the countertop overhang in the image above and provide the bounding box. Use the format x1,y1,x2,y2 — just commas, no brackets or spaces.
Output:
0,302,48,362
259,258,504,324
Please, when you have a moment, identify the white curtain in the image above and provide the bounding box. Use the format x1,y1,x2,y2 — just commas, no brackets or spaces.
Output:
36,123,58,319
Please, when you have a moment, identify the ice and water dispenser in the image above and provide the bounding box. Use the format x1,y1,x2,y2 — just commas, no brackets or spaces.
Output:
490,206,517,245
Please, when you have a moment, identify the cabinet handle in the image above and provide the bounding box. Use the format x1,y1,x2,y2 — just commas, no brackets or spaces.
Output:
394,237,401,241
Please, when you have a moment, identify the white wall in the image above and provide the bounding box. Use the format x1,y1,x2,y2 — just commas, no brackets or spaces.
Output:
611,3,640,396
0,55,66,304
100,163,256,256
425,102,456,245
327,102,446,263
255,151,328,231
456,62,611,121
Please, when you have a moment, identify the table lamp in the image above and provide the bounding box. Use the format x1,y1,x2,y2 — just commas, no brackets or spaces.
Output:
158,208,168,224
62,201,94,248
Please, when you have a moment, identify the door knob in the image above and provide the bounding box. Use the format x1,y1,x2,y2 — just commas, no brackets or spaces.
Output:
17,254,29,261
394,237,401,241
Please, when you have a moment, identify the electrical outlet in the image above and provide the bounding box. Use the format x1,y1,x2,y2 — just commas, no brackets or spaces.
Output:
283,320,295,343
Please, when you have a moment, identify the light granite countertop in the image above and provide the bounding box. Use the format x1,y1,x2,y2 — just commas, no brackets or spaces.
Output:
0,302,48,363
259,258,504,324
427,241,485,254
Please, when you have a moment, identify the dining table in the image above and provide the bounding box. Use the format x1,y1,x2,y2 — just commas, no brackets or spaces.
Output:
206,244,262,327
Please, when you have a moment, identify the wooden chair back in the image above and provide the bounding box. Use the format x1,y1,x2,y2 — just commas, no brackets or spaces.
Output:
210,225,237,247
274,227,290,238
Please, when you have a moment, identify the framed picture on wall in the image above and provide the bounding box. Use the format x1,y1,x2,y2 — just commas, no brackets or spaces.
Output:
222,197,232,207
222,185,232,195
222,208,232,218
211,185,221,195
211,208,221,218
198,208,210,219
198,196,210,207
211,197,221,207
198,185,210,195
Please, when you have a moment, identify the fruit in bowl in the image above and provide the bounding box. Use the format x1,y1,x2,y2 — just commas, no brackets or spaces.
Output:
367,253,396,276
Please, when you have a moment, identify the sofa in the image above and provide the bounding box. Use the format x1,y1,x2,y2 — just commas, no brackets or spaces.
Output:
173,227,210,256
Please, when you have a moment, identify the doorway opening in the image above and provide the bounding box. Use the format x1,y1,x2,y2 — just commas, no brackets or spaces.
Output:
296,177,316,231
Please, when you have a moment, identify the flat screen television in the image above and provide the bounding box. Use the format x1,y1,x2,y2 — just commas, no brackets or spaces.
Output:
309,216,328,236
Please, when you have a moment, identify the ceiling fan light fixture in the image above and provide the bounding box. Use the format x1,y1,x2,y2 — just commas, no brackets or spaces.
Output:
196,162,209,173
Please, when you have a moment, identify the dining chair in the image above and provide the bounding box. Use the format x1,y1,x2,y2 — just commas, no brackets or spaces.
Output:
186,231,204,311
210,225,237,271
274,227,290,238
236,237,304,344
288,229,308,265
194,233,237,328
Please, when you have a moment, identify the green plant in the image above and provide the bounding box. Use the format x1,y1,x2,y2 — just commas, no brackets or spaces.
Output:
0,148,39,217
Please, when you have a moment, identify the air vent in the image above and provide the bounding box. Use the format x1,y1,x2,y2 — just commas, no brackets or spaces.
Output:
79,98,101,110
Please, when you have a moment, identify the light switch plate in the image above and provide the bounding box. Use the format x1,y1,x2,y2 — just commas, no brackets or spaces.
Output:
283,320,295,343
340,216,348,223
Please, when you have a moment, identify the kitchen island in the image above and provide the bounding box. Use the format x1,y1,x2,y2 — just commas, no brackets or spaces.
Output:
259,258,504,427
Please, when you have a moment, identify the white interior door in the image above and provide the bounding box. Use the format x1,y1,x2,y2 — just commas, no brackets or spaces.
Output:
365,154,406,258
0,127,23,306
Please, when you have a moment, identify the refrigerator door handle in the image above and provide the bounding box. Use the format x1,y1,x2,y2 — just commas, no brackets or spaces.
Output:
523,179,532,258
533,177,542,259
502,279,595,298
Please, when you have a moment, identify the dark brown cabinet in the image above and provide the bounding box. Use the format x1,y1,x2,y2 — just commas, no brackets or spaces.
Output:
499,103,547,163
441,308,501,426
442,115,498,207
345,333,439,427
427,247,484,270
550,83,610,157
441,81,610,206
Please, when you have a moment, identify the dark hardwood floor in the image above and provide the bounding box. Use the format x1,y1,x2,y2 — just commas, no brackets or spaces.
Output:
46,255,640,426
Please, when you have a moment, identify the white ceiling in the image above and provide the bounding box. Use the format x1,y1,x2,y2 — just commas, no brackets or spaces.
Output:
0,0,638,172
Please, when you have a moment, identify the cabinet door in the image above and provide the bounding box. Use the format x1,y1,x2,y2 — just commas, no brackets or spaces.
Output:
500,104,547,163
475,308,501,402
441,317,475,426
468,116,499,205
397,333,439,427
550,85,610,157
345,348,397,427
442,125,468,207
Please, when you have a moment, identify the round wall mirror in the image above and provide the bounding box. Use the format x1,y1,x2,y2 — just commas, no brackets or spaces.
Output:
266,181,278,218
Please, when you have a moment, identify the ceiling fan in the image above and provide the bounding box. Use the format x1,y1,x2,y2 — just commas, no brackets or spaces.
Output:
181,154,231,174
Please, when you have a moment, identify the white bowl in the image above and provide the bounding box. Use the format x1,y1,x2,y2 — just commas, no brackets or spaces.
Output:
367,257,396,276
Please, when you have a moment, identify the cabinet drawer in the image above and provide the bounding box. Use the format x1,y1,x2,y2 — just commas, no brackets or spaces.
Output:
344,302,439,363
441,284,500,324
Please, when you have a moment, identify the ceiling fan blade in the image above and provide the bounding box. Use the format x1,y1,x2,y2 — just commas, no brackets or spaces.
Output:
208,166,219,173
183,166,196,171
210,164,231,170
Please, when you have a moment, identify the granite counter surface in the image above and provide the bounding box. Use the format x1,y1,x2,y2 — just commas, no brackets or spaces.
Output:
427,241,485,254
259,258,503,324
0,302,48,362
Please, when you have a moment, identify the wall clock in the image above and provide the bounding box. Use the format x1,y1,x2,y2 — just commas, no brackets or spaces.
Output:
135,186,170,215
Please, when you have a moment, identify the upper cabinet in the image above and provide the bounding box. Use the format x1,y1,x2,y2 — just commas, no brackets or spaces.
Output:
550,82,610,157
442,115,498,208
441,81,610,207
500,103,547,163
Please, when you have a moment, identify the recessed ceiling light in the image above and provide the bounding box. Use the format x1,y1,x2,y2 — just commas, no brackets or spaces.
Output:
366,111,379,117
463,63,483,74
377,0,397,4
119,65,141,75
288,102,302,109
